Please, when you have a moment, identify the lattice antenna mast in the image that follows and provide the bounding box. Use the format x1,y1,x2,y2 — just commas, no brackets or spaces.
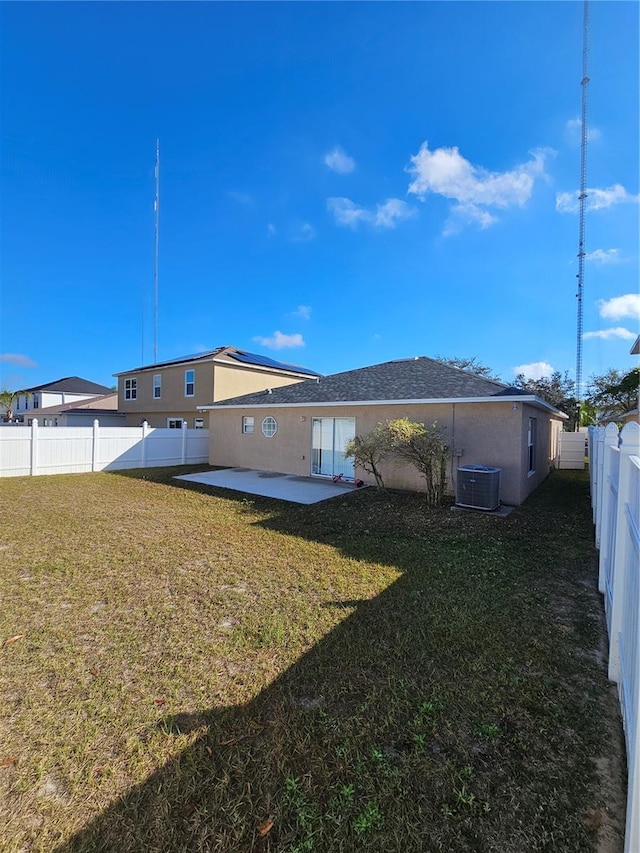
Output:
575,0,590,427
153,139,160,364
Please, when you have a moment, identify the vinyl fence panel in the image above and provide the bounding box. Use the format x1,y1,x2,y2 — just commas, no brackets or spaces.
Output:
0,420,209,477
589,421,640,853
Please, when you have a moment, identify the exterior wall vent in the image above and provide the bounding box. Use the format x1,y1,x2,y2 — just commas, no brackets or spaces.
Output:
456,465,501,511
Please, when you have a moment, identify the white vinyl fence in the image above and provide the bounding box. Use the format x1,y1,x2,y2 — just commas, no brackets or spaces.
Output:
589,422,639,853
0,420,209,477
558,430,586,469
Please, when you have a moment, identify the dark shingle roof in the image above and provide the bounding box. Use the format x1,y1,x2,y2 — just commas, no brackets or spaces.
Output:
209,357,524,407
25,377,113,395
114,346,320,377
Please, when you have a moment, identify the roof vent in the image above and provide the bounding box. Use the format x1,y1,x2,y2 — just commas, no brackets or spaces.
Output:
266,388,272,394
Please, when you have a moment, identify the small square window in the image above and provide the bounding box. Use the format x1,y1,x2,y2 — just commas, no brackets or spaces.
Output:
242,416,255,434
194,418,204,429
262,416,277,437
185,369,195,397
168,418,184,429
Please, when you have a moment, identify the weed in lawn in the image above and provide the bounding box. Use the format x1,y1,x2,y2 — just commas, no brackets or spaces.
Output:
470,722,502,742
352,801,384,837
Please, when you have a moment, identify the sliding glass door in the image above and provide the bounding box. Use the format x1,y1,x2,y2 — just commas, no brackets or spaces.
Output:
311,417,355,479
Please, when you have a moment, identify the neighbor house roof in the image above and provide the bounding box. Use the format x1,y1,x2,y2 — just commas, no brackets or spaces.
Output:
25,377,113,395
24,393,119,417
201,357,566,416
114,346,321,378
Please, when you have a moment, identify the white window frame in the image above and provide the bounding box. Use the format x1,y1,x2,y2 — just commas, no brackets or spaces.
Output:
124,378,137,401
242,416,255,434
527,417,537,475
153,374,162,399
167,418,185,429
185,369,195,398
194,418,204,429
262,416,277,438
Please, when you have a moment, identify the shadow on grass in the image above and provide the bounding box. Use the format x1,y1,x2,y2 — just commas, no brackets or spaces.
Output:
55,471,620,853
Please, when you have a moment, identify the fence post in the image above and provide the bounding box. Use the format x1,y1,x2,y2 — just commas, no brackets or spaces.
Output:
595,426,607,540
596,424,618,554
141,421,149,468
30,418,39,476
598,425,620,594
588,426,595,512
92,419,100,472
607,422,640,685
181,420,188,464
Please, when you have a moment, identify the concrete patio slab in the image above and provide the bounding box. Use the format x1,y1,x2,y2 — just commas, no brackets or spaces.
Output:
174,468,361,504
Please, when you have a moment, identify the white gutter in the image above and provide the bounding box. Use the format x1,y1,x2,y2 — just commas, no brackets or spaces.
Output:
199,395,567,418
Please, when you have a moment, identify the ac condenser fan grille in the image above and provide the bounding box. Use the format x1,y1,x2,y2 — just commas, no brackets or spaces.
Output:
456,465,501,511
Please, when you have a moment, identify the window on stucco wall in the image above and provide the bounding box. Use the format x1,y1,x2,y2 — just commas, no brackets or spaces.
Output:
527,417,537,474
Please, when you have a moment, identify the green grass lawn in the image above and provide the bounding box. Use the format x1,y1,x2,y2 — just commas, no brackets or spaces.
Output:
0,467,625,852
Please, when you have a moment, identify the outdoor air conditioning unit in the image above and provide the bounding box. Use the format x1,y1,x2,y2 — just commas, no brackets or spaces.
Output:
456,465,501,511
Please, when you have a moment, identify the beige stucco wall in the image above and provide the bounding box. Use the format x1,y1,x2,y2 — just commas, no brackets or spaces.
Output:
208,402,564,506
118,361,310,428
213,363,309,403
118,362,216,427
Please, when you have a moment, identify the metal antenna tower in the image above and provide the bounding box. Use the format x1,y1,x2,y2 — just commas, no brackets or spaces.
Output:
575,0,590,428
153,139,160,364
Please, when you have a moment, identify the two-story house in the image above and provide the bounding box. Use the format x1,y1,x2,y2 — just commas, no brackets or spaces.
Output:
22,393,125,427
14,377,114,422
114,346,321,428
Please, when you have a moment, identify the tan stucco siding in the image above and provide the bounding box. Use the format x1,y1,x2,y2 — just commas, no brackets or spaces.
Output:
212,364,309,403
118,363,215,427
209,401,561,506
117,362,312,428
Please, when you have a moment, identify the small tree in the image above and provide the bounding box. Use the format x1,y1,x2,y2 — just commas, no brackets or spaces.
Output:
436,356,502,382
387,418,450,507
344,422,392,489
0,388,26,423
587,367,639,423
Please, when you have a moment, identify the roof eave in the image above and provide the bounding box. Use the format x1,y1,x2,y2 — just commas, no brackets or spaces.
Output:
199,394,567,417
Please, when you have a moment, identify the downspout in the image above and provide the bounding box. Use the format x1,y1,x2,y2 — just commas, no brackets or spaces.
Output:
451,403,456,489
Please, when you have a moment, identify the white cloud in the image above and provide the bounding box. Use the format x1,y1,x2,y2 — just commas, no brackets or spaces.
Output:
513,361,555,380
327,197,369,227
324,146,355,174
289,305,311,320
585,248,621,264
373,198,415,228
583,327,636,341
406,142,550,233
253,331,305,350
0,353,38,368
266,223,277,236
442,204,498,236
564,117,601,144
290,222,316,243
556,184,639,213
598,293,640,321
327,196,414,229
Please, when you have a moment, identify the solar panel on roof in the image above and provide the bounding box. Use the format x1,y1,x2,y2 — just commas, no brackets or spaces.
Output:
230,350,319,376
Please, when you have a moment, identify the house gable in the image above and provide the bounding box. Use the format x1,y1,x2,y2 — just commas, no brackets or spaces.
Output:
114,346,320,428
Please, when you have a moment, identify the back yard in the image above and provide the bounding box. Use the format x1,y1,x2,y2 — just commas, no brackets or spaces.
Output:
0,467,626,852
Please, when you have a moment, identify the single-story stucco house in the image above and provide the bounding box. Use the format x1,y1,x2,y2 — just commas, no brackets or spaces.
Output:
200,357,567,507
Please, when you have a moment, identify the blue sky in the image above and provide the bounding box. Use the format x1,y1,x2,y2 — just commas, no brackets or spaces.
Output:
1,1,638,395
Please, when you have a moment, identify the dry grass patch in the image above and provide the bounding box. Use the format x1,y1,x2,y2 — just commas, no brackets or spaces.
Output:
0,467,625,852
